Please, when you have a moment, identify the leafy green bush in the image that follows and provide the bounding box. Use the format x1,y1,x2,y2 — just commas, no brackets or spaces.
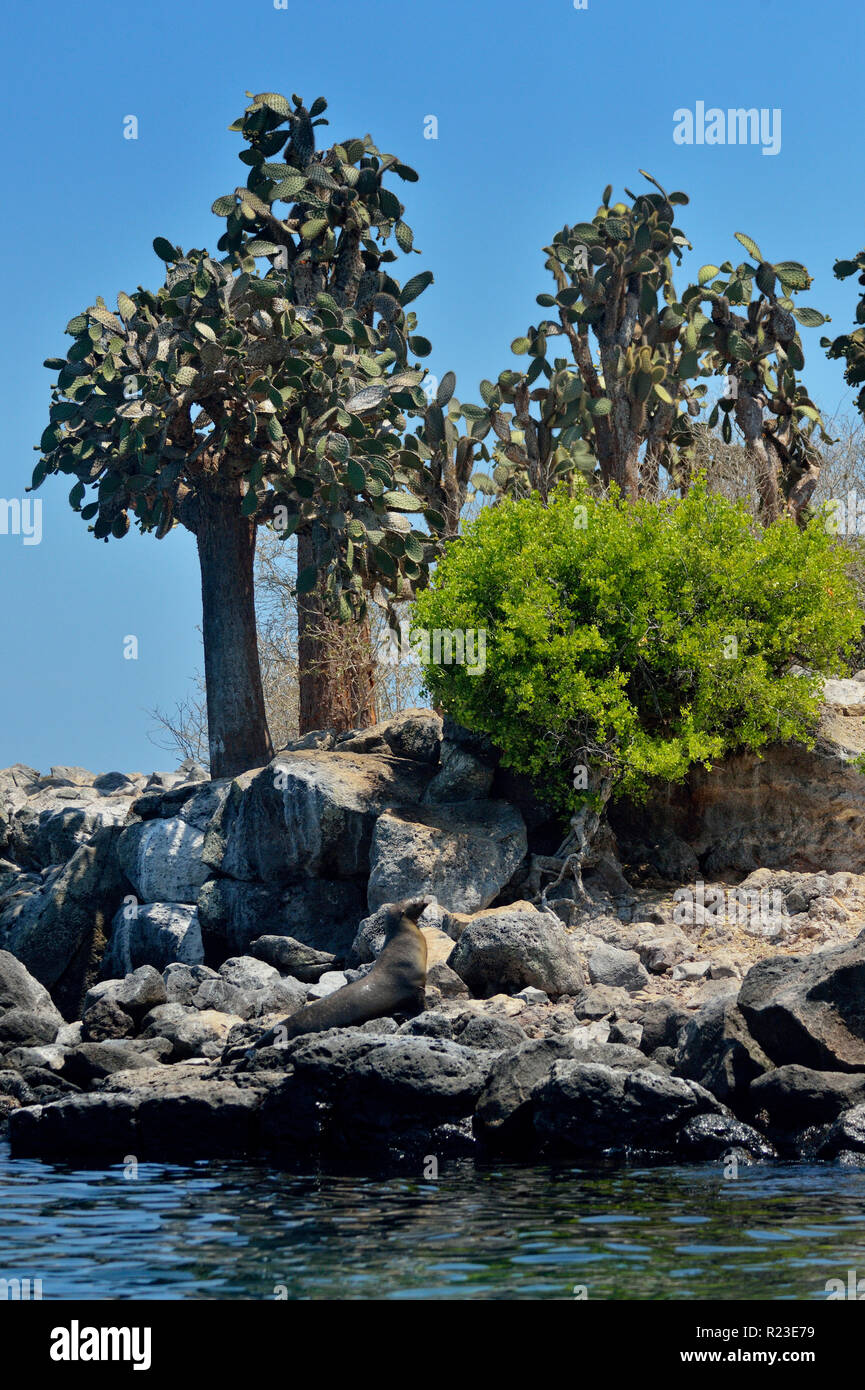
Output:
412,483,864,816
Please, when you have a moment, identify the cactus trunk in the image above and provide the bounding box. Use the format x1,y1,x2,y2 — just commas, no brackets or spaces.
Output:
196,485,274,778
296,527,377,735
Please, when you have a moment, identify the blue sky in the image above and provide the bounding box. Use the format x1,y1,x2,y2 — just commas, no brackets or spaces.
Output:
1,0,863,774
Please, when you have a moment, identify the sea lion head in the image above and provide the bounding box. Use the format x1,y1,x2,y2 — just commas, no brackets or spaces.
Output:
378,898,433,945
398,897,434,923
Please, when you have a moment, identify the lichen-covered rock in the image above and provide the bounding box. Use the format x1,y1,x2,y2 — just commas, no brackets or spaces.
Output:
117,817,210,904
0,825,129,1015
103,901,204,977
213,752,432,885
367,802,527,914
197,876,363,961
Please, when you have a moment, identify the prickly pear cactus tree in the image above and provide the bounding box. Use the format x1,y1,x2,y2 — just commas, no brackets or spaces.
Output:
687,232,830,521
32,90,448,766
471,174,829,521
405,372,489,538
823,248,865,417
209,90,454,731
473,172,699,502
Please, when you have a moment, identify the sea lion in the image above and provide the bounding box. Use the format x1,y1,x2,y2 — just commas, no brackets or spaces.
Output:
245,898,430,1055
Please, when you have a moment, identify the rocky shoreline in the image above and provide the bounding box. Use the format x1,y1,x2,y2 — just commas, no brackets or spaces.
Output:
3,694,865,1168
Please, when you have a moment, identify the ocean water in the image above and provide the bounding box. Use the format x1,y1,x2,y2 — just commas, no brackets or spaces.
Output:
1,1143,863,1300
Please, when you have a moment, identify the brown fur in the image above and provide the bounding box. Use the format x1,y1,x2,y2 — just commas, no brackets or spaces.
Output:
249,899,429,1051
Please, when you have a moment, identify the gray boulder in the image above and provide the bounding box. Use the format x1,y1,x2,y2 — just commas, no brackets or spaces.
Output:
475,1036,587,1146
259,1031,490,1151
85,966,167,1024
572,983,633,1021
140,1005,243,1061
451,1013,528,1051
749,1065,865,1128
0,765,40,854
447,903,586,998
0,825,128,1016
336,709,442,764
636,926,692,975
8,789,131,872
423,741,494,804
197,875,364,961
367,801,527,914
676,1113,776,1162
0,950,63,1020
0,1008,60,1048
61,1038,171,1087
637,998,690,1054
534,1061,724,1155
117,817,209,904
675,992,772,1103
81,999,135,1043
587,944,650,992
103,902,204,977
194,959,307,1020
815,1103,865,1159
306,971,349,1000
10,1066,264,1158
162,962,219,1006
250,935,336,982
213,752,432,884
426,961,470,998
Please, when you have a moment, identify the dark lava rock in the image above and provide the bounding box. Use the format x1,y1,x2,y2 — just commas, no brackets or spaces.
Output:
675,992,772,1103
749,1064,865,1129
738,932,865,1072
81,999,135,1043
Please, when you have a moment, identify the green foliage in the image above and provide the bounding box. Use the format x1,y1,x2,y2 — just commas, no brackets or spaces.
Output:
413,483,863,816
463,171,698,500
32,89,451,620
692,236,830,499
461,173,829,516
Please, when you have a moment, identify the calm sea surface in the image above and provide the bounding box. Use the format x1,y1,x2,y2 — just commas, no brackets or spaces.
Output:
1,1142,864,1299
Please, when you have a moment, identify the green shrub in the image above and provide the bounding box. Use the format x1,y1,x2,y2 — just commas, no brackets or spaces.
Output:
412,483,864,817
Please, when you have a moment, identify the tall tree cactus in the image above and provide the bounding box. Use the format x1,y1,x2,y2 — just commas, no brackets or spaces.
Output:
688,233,830,521
823,248,865,417
474,173,698,502
210,90,460,730
31,90,446,772
472,173,829,521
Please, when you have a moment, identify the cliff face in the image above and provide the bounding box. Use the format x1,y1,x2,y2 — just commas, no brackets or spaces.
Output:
610,696,865,879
